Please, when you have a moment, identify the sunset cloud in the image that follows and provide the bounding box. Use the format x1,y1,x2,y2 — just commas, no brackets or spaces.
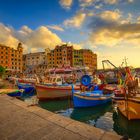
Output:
88,12,140,48
59,0,73,9
17,26,62,52
0,23,62,53
104,0,118,5
0,23,19,49
47,25,64,32
64,12,86,28
79,0,95,7
99,10,121,21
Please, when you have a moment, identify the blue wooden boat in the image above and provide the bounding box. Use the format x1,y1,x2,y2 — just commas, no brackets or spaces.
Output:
1,89,24,97
8,91,23,97
17,83,36,97
72,74,113,108
73,90,112,108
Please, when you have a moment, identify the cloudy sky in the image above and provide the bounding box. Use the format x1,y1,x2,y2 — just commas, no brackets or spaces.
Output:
0,0,140,68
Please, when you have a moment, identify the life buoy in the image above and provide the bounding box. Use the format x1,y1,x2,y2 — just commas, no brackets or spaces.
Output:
81,75,91,86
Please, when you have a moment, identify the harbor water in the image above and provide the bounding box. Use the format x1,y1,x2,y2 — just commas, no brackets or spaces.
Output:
38,99,140,140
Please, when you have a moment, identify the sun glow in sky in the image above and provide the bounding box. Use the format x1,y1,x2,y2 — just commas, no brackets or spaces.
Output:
0,0,140,68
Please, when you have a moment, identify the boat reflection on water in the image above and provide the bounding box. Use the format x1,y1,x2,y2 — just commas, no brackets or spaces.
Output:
70,103,112,124
113,111,140,140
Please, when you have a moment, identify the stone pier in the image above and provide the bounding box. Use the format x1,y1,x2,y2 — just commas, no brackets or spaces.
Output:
0,95,121,140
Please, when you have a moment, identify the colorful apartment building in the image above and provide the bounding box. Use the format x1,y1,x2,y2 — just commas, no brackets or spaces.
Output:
47,44,97,70
47,44,73,68
0,43,23,72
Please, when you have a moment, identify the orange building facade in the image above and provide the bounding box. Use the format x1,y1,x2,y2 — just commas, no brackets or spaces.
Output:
47,44,73,68
82,49,97,70
0,43,23,72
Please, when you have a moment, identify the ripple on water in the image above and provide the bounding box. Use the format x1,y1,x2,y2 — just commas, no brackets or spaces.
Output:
95,112,114,132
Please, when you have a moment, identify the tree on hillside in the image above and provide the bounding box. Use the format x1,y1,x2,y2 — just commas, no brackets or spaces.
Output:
0,65,5,78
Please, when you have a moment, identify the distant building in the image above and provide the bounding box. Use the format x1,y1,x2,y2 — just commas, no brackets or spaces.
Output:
66,45,73,66
73,49,83,67
23,51,47,74
82,49,97,70
0,43,23,73
47,44,97,70
47,44,73,68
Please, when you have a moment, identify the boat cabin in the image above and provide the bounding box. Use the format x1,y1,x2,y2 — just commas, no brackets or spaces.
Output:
43,76,63,85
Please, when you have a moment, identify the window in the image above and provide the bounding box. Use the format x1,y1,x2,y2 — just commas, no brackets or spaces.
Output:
57,78,62,82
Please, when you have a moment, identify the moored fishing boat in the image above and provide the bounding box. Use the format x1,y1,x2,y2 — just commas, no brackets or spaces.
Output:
17,83,36,97
36,75,80,100
117,96,140,120
73,90,113,108
72,75,113,108
117,67,140,120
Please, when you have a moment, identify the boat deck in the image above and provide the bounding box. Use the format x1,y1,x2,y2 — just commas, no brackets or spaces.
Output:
0,95,121,140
